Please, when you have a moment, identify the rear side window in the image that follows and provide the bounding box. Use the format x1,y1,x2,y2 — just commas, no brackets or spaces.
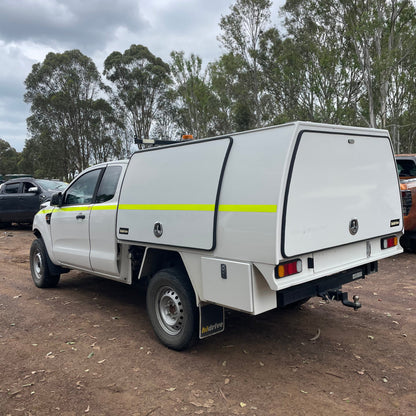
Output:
4,183,20,194
95,166,122,203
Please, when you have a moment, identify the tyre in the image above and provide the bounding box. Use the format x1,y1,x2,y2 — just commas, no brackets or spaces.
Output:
30,238,60,288
400,233,416,253
146,268,198,350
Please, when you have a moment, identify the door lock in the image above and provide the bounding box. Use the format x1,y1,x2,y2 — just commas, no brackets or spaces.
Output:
153,222,163,237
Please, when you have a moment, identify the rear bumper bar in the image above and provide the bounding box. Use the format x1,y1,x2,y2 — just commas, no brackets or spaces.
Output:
276,261,378,307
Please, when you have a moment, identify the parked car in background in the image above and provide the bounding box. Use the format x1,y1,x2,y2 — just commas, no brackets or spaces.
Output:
396,154,416,179
395,154,416,251
0,177,67,226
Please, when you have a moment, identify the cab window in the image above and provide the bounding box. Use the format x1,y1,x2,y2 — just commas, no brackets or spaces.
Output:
4,183,20,194
95,166,122,203
64,169,102,206
22,182,36,193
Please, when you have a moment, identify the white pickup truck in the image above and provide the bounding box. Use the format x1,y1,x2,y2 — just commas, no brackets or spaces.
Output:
30,121,403,350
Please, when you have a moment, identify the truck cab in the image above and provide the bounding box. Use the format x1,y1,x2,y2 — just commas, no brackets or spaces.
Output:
36,161,127,277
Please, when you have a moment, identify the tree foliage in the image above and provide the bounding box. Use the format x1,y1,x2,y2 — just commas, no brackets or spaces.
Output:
8,0,416,180
169,51,221,139
24,50,122,180
218,0,272,129
0,139,19,175
103,44,171,143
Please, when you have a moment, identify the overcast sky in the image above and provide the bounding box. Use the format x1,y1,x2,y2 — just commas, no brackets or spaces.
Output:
0,0,284,152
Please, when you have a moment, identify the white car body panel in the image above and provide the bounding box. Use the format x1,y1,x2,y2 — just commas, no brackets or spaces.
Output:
32,122,403,315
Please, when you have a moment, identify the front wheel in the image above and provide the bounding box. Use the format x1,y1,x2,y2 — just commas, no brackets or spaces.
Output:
146,268,198,350
30,238,60,288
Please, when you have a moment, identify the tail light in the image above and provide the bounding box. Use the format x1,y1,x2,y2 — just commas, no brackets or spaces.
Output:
381,236,398,249
275,259,302,278
400,189,412,216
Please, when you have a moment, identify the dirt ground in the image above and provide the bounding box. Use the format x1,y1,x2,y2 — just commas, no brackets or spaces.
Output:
0,227,415,416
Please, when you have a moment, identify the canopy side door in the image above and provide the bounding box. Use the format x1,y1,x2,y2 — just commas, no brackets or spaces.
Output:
117,138,232,250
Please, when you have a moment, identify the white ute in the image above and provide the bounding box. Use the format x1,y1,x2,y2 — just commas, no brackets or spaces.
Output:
30,121,403,350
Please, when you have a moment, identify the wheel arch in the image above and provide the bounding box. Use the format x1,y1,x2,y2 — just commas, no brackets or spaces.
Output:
33,228,42,239
137,247,199,305
32,230,70,276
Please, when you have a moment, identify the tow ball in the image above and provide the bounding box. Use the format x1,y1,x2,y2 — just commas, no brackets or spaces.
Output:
321,290,362,311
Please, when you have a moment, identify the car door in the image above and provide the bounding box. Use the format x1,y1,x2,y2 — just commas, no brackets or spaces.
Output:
50,168,103,270
0,182,22,222
19,181,42,222
89,165,124,276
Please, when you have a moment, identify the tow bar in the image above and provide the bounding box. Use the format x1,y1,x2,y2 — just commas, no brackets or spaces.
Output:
321,290,362,311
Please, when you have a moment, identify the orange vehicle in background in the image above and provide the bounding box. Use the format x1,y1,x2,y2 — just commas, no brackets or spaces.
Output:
396,154,416,251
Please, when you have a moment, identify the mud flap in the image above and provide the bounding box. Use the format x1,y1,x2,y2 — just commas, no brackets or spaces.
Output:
199,304,225,339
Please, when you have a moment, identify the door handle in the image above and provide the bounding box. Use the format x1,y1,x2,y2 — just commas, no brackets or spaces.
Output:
76,214,86,220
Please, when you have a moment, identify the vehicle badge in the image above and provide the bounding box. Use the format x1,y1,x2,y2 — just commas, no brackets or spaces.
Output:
349,218,359,235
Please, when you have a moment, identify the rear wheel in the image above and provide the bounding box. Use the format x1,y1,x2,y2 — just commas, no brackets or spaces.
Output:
146,268,198,350
30,238,60,288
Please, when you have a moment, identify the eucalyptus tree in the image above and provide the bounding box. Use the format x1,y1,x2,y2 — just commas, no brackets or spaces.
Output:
280,0,363,125
209,52,257,132
258,29,309,123
24,50,119,179
0,139,19,175
169,51,220,139
218,0,273,129
103,44,171,143
281,0,416,150
340,0,416,132
151,89,179,142
87,99,125,164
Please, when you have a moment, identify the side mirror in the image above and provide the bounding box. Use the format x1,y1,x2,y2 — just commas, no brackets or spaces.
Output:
28,186,39,193
50,192,63,207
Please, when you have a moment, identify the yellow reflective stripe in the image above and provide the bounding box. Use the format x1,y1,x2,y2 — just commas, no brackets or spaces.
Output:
50,204,276,213
118,204,215,211
54,205,117,212
91,204,117,211
118,204,276,213
56,206,92,212
219,204,277,213
39,208,54,214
